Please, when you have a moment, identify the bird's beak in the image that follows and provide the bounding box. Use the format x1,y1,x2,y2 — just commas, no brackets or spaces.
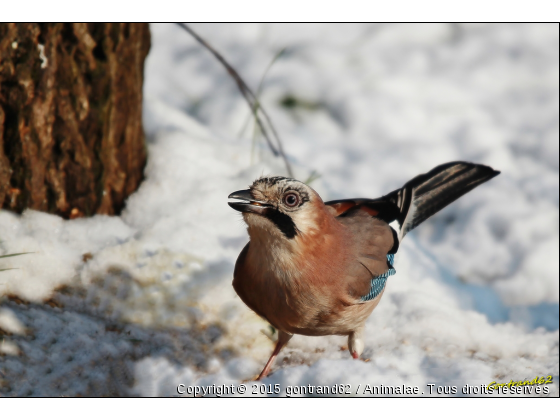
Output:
228,189,272,215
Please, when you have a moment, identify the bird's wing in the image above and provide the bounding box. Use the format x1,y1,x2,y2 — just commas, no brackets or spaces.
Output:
335,207,397,300
324,162,499,304
325,161,499,241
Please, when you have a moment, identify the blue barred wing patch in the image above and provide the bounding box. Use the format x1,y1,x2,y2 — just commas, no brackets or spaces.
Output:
360,254,396,302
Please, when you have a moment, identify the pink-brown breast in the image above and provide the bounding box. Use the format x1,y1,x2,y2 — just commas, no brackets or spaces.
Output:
232,205,388,336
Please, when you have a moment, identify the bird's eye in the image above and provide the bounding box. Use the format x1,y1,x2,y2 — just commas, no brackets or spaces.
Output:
283,193,300,207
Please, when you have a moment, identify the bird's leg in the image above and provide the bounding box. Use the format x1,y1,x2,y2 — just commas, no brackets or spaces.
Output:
348,327,365,359
257,330,292,380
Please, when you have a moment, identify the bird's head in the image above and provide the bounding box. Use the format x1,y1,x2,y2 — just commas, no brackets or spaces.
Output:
228,176,325,241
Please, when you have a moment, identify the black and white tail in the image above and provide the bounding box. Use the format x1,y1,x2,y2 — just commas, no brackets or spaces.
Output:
383,161,500,240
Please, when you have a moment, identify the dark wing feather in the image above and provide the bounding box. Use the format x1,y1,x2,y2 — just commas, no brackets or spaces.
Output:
325,161,500,241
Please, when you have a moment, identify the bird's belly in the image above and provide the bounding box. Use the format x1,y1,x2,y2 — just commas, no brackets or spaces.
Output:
233,274,384,336
286,292,383,336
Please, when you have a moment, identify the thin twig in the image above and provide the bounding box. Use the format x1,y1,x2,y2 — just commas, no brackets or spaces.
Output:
250,48,287,165
176,23,293,177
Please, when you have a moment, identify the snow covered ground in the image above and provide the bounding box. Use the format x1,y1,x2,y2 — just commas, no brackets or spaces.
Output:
0,23,558,397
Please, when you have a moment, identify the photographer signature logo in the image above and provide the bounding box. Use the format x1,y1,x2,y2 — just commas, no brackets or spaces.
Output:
487,375,554,390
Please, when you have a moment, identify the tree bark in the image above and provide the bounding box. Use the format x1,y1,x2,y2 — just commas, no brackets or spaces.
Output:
0,23,150,218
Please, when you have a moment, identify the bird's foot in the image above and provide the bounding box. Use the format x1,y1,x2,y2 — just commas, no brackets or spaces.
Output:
352,351,359,359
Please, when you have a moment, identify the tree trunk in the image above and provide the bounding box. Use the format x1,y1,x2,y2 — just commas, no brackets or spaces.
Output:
0,23,150,218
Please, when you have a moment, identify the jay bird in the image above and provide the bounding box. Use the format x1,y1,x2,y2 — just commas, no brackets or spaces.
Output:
228,161,499,380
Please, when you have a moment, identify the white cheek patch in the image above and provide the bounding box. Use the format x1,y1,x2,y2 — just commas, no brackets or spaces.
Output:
290,209,320,236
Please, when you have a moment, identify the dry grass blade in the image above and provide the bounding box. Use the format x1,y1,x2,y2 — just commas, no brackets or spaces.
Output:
0,252,31,272
0,253,31,260
176,23,293,177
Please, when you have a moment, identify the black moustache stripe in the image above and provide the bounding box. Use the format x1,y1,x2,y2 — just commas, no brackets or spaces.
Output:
265,209,298,239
